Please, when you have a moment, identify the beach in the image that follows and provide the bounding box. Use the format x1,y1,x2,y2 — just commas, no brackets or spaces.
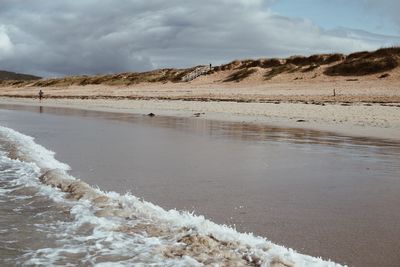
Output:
1,57,400,266
0,97,399,141
2,1,400,265
0,103,399,266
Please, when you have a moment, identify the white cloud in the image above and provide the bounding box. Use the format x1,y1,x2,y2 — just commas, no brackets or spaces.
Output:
0,26,13,59
0,0,398,76
359,0,400,32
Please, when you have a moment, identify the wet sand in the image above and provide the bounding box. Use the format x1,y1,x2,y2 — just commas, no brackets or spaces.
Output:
1,104,400,266
1,97,400,141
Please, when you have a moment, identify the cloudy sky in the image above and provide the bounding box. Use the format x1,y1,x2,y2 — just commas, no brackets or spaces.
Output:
0,0,399,77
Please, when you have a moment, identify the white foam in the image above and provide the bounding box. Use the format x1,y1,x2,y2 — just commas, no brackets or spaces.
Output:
0,126,70,171
0,125,345,266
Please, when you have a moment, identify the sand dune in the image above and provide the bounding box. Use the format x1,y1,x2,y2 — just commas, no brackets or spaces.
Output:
0,48,399,104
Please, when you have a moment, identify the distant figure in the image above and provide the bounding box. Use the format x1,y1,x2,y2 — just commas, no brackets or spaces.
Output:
38,90,44,101
209,63,212,70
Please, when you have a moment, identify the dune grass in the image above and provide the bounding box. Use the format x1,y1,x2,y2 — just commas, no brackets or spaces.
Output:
1,47,399,87
325,47,400,76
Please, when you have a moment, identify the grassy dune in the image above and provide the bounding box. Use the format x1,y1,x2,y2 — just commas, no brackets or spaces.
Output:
0,47,399,87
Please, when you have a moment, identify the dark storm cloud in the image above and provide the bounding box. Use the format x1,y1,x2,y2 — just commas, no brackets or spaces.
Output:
0,0,399,77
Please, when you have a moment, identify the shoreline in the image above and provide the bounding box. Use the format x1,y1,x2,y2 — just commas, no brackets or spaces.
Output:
1,101,400,266
1,111,351,266
1,96,399,141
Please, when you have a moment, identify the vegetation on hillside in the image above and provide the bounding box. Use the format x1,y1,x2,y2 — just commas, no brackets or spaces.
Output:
0,47,398,87
0,70,41,81
324,47,400,76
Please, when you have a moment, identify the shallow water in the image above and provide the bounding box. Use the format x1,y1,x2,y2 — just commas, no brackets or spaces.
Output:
0,104,399,266
0,116,334,267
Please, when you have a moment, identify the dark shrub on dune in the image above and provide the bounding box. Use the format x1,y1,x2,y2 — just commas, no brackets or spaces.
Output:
325,47,400,76
261,58,283,68
323,54,345,64
286,54,344,66
346,51,371,61
286,56,312,66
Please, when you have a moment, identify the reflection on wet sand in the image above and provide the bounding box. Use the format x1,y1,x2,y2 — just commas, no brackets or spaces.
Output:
2,103,400,153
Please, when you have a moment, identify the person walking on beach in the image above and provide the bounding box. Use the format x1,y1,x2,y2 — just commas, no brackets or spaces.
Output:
38,90,44,101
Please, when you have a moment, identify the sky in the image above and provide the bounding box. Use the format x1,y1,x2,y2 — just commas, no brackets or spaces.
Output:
0,0,399,77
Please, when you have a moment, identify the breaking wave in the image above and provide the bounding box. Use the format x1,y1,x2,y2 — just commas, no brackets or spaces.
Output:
0,125,344,266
